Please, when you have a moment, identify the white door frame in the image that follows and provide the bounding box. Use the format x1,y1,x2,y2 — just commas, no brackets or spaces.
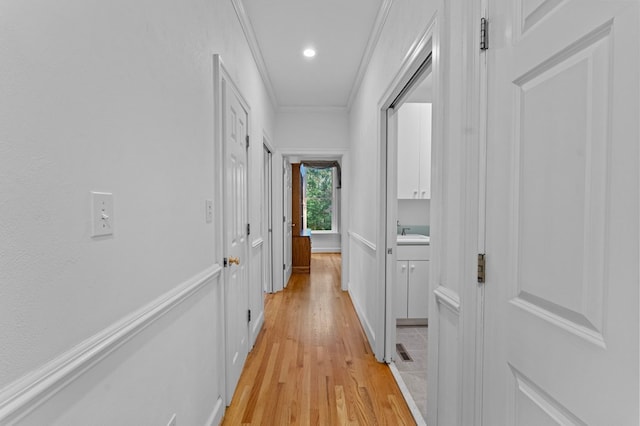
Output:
378,18,437,364
377,11,485,424
212,54,252,405
263,137,274,293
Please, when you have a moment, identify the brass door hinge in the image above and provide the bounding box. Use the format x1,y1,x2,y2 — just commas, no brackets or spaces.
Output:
480,17,489,51
477,253,486,283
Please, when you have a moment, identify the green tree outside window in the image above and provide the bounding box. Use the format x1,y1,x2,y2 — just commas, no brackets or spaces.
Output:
305,168,333,231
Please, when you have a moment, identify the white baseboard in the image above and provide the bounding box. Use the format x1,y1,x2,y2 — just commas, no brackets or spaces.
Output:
311,247,342,253
205,396,225,426
389,363,427,426
0,265,222,424
250,310,265,348
348,287,376,350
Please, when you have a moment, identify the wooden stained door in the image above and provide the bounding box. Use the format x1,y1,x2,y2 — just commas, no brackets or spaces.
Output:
483,1,639,424
291,163,302,233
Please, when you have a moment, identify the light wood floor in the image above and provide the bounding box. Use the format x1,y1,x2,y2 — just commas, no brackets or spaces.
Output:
221,253,416,425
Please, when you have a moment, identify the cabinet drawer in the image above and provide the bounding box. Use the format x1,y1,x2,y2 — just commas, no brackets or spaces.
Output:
397,244,430,260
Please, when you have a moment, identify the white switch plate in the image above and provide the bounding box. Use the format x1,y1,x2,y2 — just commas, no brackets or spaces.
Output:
91,192,114,237
205,200,213,223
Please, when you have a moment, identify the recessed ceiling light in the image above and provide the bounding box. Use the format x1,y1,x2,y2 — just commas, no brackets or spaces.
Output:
303,48,316,58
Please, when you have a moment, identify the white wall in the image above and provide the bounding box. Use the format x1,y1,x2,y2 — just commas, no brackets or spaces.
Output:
397,199,430,227
271,108,350,290
347,0,438,360
276,108,349,151
0,0,274,423
311,233,341,253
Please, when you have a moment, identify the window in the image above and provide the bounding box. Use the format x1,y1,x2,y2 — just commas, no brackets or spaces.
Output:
302,166,338,232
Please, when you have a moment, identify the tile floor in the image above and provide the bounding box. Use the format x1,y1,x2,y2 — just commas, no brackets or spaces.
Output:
394,325,428,420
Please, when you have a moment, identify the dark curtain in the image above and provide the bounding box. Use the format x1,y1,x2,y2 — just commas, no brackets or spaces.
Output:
300,160,342,188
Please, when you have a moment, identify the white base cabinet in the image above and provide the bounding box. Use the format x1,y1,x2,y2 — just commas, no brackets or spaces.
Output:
395,259,429,319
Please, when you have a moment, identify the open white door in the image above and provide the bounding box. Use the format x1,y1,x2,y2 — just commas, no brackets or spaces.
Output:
384,106,398,362
282,159,292,287
263,144,273,293
483,1,639,424
223,78,250,405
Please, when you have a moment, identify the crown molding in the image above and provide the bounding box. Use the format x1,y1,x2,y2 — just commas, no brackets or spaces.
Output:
346,0,394,110
231,0,279,109
278,106,348,114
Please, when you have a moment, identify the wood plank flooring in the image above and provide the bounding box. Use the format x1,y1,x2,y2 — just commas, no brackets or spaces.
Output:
221,253,416,425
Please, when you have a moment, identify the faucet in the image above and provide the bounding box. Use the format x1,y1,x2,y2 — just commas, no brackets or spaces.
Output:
401,227,411,235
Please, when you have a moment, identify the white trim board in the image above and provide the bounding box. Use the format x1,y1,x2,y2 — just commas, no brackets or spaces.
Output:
278,106,348,113
311,248,342,254
348,230,376,252
389,362,427,426
0,265,222,424
230,0,279,108
205,396,225,426
347,0,395,109
348,287,377,352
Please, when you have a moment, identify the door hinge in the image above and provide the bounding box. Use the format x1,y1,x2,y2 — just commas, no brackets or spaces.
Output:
247,223,251,236
480,17,489,51
246,135,250,149
247,309,251,322
283,263,286,271
223,257,228,268
477,253,486,283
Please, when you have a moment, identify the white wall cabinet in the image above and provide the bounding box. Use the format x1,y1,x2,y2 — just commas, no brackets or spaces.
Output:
397,103,432,199
395,247,430,320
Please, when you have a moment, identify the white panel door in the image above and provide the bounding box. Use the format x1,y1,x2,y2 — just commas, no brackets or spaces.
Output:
263,145,273,293
483,1,639,424
283,160,292,286
224,80,249,405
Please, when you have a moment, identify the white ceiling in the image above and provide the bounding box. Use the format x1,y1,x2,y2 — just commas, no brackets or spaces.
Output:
239,0,385,108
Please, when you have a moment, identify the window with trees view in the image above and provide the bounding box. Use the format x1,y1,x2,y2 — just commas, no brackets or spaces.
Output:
303,167,336,231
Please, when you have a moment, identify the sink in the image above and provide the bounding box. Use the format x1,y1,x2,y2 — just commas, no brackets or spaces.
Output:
397,234,430,245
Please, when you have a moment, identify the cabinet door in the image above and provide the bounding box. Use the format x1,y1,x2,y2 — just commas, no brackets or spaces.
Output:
407,260,429,318
395,261,409,318
418,103,432,199
397,104,421,199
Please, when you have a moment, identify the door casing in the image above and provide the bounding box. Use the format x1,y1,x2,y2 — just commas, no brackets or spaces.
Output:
213,54,252,405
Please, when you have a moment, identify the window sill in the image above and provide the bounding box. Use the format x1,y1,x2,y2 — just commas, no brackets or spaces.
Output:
310,230,340,235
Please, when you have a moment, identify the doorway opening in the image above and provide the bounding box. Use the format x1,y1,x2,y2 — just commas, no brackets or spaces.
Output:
281,154,346,288
379,27,434,424
391,72,432,421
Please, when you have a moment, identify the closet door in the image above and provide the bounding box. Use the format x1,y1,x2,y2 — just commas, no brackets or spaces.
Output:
482,0,639,424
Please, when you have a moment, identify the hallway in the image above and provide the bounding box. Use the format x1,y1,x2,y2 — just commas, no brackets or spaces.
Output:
221,253,416,425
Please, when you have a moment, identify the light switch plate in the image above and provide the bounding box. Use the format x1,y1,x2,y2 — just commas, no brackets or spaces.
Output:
205,200,213,223
91,192,114,237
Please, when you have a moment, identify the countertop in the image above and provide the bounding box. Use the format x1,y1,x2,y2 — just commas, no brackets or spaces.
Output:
396,234,430,245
